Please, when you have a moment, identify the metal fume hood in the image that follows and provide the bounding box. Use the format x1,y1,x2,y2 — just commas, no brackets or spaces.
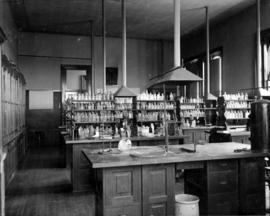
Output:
146,0,202,89
147,66,202,89
114,85,137,97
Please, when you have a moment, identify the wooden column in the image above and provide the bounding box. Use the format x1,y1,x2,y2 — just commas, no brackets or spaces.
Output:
122,0,127,87
174,0,181,67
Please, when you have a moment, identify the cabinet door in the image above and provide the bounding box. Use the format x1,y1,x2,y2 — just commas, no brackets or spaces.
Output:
142,164,175,216
208,193,238,215
239,158,265,215
104,166,141,208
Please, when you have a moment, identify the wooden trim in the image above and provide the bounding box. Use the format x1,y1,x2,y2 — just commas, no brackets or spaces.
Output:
19,54,91,61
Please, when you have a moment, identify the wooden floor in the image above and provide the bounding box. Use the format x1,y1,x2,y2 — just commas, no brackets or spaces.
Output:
5,146,95,216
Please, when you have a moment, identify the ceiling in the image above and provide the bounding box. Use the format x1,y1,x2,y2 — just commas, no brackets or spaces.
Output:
7,0,256,40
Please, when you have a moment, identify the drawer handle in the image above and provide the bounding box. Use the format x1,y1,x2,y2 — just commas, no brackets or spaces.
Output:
220,163,228,167
119,215,127,216
220,181,227,185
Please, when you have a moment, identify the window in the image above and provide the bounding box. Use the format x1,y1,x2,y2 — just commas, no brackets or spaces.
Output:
106,67,118,85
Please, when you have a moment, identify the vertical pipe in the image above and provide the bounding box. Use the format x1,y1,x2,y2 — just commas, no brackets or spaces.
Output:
91,21,95,95
174,0,181,67
0,45,2,155
202,61,205,97
163,83,169,152
218,57,222,96
122,0,127,87
205,7,210,98
102,0,106,91
257,0,262,88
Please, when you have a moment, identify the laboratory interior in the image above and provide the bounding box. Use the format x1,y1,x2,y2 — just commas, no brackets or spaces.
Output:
1,0,270,215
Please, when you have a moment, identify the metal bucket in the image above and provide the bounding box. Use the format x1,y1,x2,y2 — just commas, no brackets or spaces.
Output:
175,194,199,216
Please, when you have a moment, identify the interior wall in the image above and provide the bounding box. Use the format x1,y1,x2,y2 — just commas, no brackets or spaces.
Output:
19,32,163,93
0,1,18,63
181,0,270,93
94,37,163,94
18,32,91,90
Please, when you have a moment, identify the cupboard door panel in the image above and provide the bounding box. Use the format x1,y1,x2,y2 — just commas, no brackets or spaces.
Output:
208,171,238,194
239,158,265,215
104,166,141,207
142,164,175,216
208,192,239,215
208,160,237,172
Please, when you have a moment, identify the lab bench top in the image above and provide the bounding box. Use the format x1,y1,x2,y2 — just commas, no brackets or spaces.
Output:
82,142,269,168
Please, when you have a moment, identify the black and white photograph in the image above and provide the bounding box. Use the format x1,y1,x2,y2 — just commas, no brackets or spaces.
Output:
1,0,270,215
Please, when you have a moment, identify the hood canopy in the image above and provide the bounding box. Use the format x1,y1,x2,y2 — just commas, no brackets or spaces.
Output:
147,66,202,89
114,85,136,97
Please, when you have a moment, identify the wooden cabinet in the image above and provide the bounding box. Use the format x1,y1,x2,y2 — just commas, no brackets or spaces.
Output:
239,158,265,215
95,164,175,216
96,166,141,216
185,158,265,215
142,164,175,216
185,159,239,215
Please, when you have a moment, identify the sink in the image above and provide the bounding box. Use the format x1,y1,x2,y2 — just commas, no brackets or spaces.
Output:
128,146,194,158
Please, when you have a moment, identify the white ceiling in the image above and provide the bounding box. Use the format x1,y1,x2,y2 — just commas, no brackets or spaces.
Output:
8,0,256,39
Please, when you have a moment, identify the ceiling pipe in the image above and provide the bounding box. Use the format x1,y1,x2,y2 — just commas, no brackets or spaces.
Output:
114,0,136,97
206,7,210,96
146,0,202,89
174,0,181,67
257,0,262,88
205,6,217,100
122,0,127,87
102,0,106,91
91,21,95,95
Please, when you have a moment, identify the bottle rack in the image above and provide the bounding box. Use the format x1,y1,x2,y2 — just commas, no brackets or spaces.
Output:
63,92,210,139
64,92,138,139
177,97,206,127
219,93,254,126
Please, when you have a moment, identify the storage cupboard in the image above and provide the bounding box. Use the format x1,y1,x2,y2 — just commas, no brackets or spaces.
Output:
1,55,26,186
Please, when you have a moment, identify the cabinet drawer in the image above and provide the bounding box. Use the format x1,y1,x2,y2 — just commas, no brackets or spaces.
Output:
208,171,238,194
104,205,141,216
208,192,239,215
208,160,237,172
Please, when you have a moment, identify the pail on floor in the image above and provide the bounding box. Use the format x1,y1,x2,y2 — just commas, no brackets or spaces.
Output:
175,194,199,216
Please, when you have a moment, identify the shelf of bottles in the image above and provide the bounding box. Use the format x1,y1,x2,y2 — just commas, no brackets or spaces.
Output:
1,55,26,145
136,91,178,136
64,90,138,139
223,92,252,121
178,97,206,127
